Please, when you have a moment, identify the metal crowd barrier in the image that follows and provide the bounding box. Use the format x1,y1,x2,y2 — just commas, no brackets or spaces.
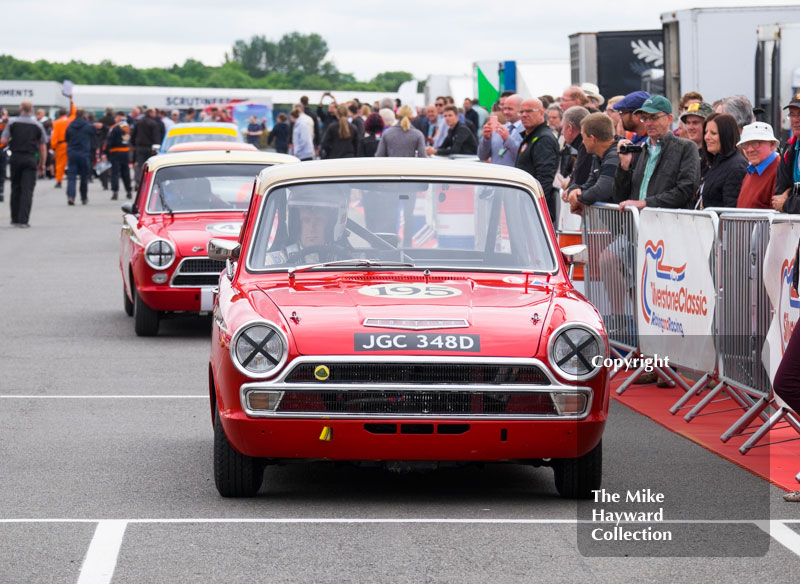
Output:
727,214,800,453
581,204,800,454
582,203,639,377
700,211,776,442
673,210,773,422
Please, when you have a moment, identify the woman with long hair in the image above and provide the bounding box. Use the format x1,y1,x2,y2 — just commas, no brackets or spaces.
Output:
375,105,427,157
320,104,359,159
694,113,747,208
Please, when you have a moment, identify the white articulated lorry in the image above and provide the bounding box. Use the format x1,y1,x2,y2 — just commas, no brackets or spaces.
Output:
756,22,800,140
661,6,800,109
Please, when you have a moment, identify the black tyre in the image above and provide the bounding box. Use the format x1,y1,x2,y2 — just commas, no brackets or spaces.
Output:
214,410,265,497
133,290,160,336
552,440,602,499
123,285,134,317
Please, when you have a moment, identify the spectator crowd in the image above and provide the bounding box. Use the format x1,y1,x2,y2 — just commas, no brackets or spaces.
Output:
2,84,799,231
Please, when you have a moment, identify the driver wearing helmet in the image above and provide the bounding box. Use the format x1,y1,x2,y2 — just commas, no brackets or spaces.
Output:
264,187,350,265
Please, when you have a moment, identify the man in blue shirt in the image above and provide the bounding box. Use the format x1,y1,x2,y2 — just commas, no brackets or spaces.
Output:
478,94,523,167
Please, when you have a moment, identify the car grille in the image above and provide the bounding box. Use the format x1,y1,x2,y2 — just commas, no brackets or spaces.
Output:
276,390,556,415
171,257,226,287
285,363,549,385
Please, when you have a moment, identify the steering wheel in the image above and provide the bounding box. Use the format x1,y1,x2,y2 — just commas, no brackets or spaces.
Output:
345,218,397,250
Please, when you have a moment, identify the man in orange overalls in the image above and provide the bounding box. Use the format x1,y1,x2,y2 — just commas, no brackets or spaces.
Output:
50,100,75,188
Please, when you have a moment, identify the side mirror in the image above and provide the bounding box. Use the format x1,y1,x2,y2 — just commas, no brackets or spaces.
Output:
208,238,241,262
151,143,161,154
561,244,588,280
121,202,136,215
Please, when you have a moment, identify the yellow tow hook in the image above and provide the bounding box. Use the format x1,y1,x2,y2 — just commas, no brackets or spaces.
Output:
319,426,333,441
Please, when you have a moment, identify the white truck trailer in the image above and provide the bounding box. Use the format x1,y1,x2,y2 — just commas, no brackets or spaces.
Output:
661,6,800,108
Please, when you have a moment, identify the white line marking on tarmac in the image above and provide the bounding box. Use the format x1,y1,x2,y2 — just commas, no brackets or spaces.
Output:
757,520,800,558
76,520,128,584
3,519,798,561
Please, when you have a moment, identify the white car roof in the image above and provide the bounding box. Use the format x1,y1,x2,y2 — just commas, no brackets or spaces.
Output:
146,150,299,172
255,158,544,198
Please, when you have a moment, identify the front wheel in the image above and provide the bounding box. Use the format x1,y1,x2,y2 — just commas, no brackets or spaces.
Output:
552,440,602,499
133,289,160,336
214,410,265,497
123,284,134,317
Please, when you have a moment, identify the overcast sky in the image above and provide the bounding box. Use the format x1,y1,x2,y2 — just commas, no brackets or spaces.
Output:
4,0,797,82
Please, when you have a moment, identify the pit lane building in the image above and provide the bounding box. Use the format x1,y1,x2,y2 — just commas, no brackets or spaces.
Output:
0,80,424,119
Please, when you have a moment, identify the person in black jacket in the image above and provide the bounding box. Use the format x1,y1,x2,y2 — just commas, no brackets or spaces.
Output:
695,113,747,209
267,113,290,154
564,113,619,211
774,94,800,212
357,112,383,158
558,106,591,189
0,101,47,226
65,109,96,205
425,105,477,157
97,107,115,190
320,104,359,159
103,112,132,200
514,98,559,221
131,108,163,190
464,98,480,136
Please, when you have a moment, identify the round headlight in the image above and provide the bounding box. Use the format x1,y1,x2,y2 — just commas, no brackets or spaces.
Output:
230,321,287,378
548,324,604,381
144,239,175,269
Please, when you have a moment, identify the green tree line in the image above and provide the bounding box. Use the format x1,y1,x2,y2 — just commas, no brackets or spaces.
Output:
0,32,416,92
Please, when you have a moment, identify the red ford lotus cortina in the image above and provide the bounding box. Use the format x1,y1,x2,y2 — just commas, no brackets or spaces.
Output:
119,149,298,336
207,158,609,498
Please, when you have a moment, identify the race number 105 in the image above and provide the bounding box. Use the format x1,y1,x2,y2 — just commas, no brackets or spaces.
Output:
354,333,480,352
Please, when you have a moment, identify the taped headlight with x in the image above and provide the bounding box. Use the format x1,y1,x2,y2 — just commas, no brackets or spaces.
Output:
551,327,601,378
233,324,285,375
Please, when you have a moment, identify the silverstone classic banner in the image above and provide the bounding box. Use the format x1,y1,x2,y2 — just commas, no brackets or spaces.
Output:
761,220,800,384
636,209,717,373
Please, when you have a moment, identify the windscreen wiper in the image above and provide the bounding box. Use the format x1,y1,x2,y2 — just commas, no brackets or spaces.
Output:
288,259,415,280
157,185,173,216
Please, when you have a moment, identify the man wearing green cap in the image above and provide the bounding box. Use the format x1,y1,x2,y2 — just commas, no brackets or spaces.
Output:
613,95,700,210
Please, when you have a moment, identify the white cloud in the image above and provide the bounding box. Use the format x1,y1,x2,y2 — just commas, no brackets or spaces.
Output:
3,0,800,81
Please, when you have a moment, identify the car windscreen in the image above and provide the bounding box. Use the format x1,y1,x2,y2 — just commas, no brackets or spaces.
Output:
147,164,265,213
247,180,556,273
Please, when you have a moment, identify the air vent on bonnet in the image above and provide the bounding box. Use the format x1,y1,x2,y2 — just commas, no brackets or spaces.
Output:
339,274,468,283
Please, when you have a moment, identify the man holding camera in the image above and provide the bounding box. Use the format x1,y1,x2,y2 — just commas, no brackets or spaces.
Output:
613,95,699,210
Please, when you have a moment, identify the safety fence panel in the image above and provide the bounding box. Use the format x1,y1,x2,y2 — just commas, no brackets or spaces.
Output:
581,203,639,351
636,209,718,375
716,212,775,398
762,216,800,383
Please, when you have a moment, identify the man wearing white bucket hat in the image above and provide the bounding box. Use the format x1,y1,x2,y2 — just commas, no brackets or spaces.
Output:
580,82,605,109
735,122,780,209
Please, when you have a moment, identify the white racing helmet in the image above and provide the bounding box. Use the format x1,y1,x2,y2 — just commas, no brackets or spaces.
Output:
286,185,349,243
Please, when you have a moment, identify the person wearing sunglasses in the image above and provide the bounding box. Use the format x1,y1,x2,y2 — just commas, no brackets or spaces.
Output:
514,97,559,221
615,95,700,212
